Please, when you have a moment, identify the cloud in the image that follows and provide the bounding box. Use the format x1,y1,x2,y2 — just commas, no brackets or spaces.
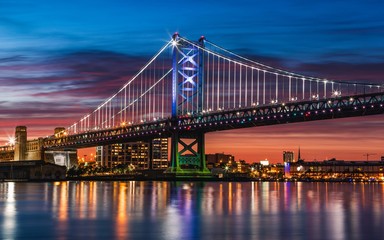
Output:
293,62,384,83
0,50,152,140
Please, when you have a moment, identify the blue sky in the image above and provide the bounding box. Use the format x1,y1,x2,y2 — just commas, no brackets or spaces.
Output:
2,0,383,61
1,0,384,161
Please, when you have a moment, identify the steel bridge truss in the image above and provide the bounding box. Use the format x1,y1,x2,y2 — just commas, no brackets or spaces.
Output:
177,92,384,132
44,92,384,151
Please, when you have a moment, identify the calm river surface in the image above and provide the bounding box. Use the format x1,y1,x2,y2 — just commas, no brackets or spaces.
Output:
0,181,383,240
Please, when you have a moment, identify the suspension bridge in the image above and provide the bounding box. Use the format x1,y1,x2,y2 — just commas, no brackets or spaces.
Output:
4,33,384,176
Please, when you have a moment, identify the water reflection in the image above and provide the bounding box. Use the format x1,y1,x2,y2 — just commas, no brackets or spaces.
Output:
1,182,16,239
0,181,383,239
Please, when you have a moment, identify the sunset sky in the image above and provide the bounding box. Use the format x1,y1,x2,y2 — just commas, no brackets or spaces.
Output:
1,0,383,163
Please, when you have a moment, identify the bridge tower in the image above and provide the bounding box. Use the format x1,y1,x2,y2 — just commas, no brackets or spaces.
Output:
168,33,210,176
14,126,27,160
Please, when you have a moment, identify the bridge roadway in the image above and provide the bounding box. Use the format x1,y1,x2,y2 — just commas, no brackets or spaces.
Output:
43,92,384,150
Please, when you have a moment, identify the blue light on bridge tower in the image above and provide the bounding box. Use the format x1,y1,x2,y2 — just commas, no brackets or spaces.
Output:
171,33,204,116
171,33,179,118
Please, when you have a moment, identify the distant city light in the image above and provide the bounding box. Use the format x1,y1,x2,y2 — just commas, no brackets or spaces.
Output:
332,90,341,97
297,165,303,171
260,160,269,166
8,137,16,145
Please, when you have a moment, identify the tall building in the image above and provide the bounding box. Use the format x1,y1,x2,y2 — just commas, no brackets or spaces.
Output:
283,151,295,178
152,138,168,169
283,151,295,163
14,126,27,160
96,138,168,169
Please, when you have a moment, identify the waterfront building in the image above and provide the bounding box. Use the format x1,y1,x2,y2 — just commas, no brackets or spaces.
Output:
254,162,284,179
96,142,148,169
0,126,77,169
96,138,168,169
44,150,78,168
288,158,384,180
151,138,168,169
205,153,235,169
0,160,66,180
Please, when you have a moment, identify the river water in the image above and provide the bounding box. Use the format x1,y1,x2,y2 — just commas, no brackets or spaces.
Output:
0,181,383,240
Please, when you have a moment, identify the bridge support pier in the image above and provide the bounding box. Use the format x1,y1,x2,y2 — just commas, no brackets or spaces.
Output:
167,131,210,177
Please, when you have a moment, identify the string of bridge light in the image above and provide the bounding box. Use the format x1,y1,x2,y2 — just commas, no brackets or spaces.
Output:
204,39,383,89
96,62,172,130
182,37,321,82
67,40,198,134
180,37,383,112
203,46,334,110
117,46,197,121
182,37,316,110
67,40,174,134
182,37,383,92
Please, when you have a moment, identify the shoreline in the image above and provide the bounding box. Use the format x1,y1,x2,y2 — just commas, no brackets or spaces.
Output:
1,176,381,183
66,176,383,183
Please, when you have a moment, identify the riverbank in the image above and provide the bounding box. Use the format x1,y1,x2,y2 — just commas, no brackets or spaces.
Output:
65,174,383,183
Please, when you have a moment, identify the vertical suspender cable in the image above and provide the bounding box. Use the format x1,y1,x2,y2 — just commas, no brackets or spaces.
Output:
317,80,319,98
152,63,155,118
257,69,259,105
222,58,225,109
211,54,215,111
162,60,164,119
95,110,97,130
145,69,147,121
282,75,285,100
239,64,242,107
245,66,248,106
207,52,210,110
124,87,127,123
275,73,278,101
228,60,230,109
128,84,131,123
269,73,272,102
233,63,236,108
309,80,312,99
217,56,220,110
289,76,291,101
324,81,327,98
263,70,266,105
251,68,254,105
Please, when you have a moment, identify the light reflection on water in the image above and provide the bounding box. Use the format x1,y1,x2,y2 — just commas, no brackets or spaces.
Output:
0,181,383,240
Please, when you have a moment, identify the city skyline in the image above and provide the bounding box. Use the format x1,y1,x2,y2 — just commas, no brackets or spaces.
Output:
1,1,384,163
